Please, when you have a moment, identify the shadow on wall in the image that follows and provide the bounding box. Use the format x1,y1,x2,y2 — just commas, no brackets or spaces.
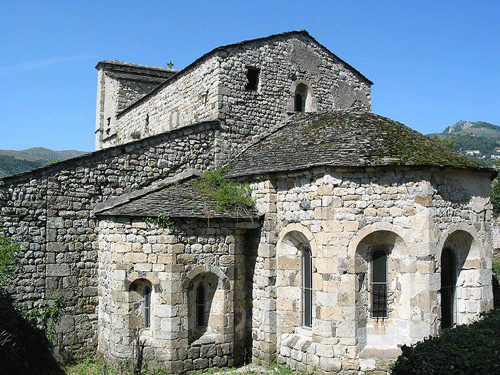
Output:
0,293,64,375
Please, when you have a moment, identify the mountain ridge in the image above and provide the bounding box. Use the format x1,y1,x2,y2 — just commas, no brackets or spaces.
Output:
0,148,88,177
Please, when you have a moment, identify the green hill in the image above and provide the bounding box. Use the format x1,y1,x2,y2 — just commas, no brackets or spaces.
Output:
0,148,88,177
429,120,500,166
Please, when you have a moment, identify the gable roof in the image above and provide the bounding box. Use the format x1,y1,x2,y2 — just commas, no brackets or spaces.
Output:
226,110,493,178
117,30,372,117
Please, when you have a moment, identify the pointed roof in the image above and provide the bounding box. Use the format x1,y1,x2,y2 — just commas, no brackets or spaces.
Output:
118,30,372,117
226,110,493,178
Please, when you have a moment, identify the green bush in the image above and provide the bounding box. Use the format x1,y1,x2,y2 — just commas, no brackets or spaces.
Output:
391,308,500,375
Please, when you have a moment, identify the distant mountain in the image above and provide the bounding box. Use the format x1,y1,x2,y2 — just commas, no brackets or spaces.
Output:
428,120,500,166
443,120,500,134
0,147,88,177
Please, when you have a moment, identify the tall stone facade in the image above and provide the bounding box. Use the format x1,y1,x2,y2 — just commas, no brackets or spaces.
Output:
0,31,495,374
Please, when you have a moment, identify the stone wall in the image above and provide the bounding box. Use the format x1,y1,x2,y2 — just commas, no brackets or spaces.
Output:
248,166,493,373
95,61,177,150
97,216,255,372
0,121,223,356
103,33,372,154
108,56,221,150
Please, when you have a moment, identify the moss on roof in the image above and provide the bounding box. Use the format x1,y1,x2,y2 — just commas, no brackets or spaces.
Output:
226,110,491,178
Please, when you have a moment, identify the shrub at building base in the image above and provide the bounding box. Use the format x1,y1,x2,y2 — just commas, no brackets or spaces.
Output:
391,308,500,375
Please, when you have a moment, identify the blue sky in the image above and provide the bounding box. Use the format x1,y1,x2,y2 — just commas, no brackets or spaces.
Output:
1,0,499,152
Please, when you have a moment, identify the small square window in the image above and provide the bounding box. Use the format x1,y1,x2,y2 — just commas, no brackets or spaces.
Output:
245,68,260,91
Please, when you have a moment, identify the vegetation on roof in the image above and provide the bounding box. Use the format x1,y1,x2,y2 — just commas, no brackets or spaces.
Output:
193,165,254,211
227,111,491,177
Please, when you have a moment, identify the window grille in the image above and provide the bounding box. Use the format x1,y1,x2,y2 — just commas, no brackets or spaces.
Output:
302,247,312,327
371,249,388,318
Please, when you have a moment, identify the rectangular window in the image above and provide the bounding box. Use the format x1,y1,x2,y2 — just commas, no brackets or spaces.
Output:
245,68,260,91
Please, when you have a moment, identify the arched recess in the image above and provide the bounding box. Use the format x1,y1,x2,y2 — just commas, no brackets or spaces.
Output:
129,278,153,332
291,81,317,113
276,224,317,337
184,265,231,344
124,272,161,342
353,229,406,352
439,229,482,328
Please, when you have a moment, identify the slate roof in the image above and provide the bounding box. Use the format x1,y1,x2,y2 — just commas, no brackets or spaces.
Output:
226,110,492,178
94,173,260,220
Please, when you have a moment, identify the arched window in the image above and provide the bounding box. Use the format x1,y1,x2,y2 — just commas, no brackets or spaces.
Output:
294,83,308,112
301,247,312,327
129,279,153,330
441,248,456,329
196,283,206,327
371,249,388,318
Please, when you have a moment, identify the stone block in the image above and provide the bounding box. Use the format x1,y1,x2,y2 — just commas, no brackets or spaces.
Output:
319,356,341,372
46,264,70,277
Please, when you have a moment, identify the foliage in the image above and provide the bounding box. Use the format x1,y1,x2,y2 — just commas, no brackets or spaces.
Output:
493,259,500,279
193,165,254,211
391,308,500,375
63,356,108,375
428,134,456,148
144,213,175,229
18,295,65,341
0,219,21,287
491,168,500,217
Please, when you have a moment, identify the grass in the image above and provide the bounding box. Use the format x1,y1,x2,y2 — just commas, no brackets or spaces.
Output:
62,357,300,375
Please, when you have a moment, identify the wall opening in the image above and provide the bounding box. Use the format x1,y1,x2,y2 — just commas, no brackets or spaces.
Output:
294,83,308,112
440,248,456,329
245,67,260,91
301,247,312,328
371,249,388,319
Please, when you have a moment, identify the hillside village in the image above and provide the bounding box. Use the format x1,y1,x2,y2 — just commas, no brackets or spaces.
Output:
0,31,496,374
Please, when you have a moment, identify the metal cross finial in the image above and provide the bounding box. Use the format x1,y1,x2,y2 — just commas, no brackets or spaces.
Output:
167,61,174,69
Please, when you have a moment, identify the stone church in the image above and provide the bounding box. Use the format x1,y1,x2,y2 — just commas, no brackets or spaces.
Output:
0,31,495,373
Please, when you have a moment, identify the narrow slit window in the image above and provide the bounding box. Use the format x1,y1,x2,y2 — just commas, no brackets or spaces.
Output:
246,68,260,91
196,283,206,327
144,285,151,328
302,247,313,328
371,249,388,318
441,248,456,329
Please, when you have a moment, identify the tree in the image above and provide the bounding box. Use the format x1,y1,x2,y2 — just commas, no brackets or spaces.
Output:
490,161,500,217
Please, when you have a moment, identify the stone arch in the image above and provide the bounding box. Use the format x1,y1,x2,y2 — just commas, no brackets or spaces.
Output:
348,222,407,258
353,227,406,353
276,224,317,337
438,227,483,328
184,265,230,343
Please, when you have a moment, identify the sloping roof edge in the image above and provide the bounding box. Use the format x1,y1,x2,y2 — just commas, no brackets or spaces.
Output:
116,30,373,118
92,169,202,216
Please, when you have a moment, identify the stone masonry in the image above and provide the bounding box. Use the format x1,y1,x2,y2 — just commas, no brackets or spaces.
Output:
0,31,494,374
